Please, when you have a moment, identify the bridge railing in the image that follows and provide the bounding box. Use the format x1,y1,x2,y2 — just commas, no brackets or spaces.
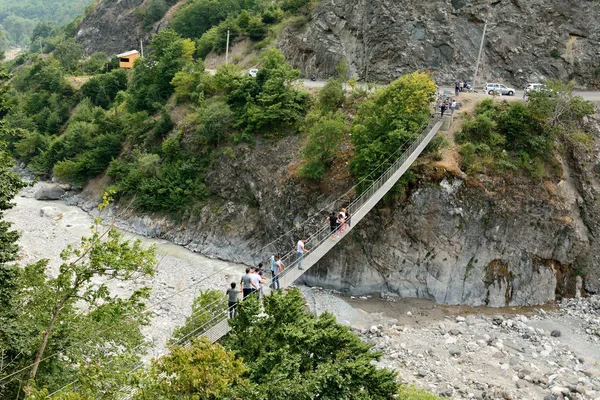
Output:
272,116,441,288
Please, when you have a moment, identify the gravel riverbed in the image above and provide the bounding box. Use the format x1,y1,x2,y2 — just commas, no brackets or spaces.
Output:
7,184,600,399
6,185,247,359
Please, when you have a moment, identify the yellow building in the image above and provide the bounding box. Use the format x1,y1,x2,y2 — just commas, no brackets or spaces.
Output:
117,50,140,69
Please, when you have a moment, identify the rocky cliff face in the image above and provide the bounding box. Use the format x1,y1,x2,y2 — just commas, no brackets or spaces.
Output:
68,113,600,307
278,0,600,87
76,0,150,56
299,114,600,307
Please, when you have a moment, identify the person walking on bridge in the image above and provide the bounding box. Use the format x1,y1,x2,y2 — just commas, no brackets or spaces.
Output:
272,254,284,290
226,282,238,318
241,268,254,300
297,238,309,270
327,211,339,240
250,266,264,299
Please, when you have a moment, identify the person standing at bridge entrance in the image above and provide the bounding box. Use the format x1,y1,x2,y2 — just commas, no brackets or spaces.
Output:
297,238,309,270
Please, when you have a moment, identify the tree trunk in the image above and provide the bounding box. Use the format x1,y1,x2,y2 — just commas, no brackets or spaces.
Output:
27,305,61,383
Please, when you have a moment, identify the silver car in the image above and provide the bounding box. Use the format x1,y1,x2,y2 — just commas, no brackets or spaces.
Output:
484,83,516,96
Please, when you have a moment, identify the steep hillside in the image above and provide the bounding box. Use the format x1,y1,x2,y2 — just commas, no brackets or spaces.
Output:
76,0,148,55
0,0,93,46
76,0,600,86
278,0,600,87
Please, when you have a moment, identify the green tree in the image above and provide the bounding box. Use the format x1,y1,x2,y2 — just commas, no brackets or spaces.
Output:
142,0,168,30
128,30,195,112
226,289,399,399
0,141,26,310
527,80,595,132
0,221,157,396
133,338,252,400
299,111,348,180
246,15,267,40
170,289,227,344
318,78,345,112
196,100,234,146
81,69,128,109
171,0,242,39
53,38,84,73
229,48,309,136
350,71,436,186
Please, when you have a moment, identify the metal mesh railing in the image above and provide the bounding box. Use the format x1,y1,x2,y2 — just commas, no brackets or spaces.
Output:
71,117,442,400
174,117,443,345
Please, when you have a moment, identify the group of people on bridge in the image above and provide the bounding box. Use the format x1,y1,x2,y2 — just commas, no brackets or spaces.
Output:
225,208,351,318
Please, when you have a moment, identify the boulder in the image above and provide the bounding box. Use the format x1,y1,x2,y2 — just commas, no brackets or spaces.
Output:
34,184,66,200
39,207,62,220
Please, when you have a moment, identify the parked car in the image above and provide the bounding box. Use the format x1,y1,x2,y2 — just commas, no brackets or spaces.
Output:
484,83,516,96
525,83,544,92
249,68,259,77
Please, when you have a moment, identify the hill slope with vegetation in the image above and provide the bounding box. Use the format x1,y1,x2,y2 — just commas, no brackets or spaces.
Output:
0,0,94,48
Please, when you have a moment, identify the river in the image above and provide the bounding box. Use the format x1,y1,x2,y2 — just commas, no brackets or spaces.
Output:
5,185,248,359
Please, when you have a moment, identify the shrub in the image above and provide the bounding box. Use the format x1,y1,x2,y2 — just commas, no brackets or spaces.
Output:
318,79,345,112
228,48,309,136
349,71,436,186
142,0,168,30
171,0,241,39
170,289,227,343
299,111,348,180
246,16,267,40
459,142,477,172
196,100,234,146
80,69,128,109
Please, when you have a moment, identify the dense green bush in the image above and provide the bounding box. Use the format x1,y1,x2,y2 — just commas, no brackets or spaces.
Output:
318,78,345,112
80,68,128,109
299,111,348,180
171,0,242,39
127,30,195,112
142,0,168,30
227,48,309,137
196,100,235,146
350,71,436,186
171,60,211,103
456,81,594,177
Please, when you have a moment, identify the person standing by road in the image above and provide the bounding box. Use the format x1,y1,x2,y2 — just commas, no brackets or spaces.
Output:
297,238,309,270
226,282,238,318
441,102,447,117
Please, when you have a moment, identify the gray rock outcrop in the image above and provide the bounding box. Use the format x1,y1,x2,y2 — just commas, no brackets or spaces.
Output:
76,0,148,56
278,0,600,87
34,184,66,200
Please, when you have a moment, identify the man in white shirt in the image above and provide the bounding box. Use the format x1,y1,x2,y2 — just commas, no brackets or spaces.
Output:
250,267,264,299
297,238,309,270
